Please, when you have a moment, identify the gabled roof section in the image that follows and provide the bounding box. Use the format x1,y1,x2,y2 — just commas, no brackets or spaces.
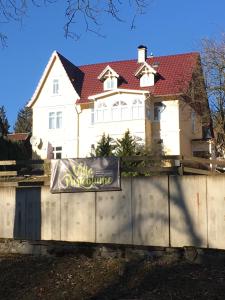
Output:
57,52,84,97
134,62,157,78
27,51,57,107
28,51,200,106
76,52,200,104
98,65,119,81
27,51,82,108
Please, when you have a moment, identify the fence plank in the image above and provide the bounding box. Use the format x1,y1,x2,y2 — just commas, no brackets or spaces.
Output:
170,176,208,247
183,167,213,175
132,177,169,246
0,171,17,177
96,178,132,244
183,156,225,167
0,187,15,238
61,192,95,242
0,161,16,166
207,176,225,249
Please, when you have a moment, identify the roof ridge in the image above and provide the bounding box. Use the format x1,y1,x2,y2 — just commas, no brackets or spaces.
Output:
78,57,137,68
77,51,199,68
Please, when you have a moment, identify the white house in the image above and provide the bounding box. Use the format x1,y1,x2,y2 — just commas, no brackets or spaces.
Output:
27,45,213,159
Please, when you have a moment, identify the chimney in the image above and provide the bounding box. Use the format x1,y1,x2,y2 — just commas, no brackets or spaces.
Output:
138,45,147,63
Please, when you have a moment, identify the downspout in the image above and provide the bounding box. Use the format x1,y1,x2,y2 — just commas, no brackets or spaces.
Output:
75,104,81,158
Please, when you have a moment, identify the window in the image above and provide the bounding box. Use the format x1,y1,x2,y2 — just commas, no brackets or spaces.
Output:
202,126,212,139
140,74,150,87
132,99,144,119
112,100,129,121
53,79,59,95
95,102,108,122
56,112,62,128
90,108,94,125
154,102,164,121
104,77,117,90
48,111,63,129
94,98,145,123
121,101,129,120
112,101,120,121
53,146,62,159
140,73,154,87
49,112,55,129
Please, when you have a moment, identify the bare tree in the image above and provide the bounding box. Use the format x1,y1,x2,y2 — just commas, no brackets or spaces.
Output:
0,0,149,46
201,36,225,157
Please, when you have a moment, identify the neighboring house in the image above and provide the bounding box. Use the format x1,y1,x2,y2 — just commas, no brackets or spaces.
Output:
5,132,32,160
27,45,214,159
7,133,30,143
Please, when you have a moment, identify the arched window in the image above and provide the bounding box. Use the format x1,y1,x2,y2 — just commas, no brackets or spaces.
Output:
95,102,108,122
112,100,129,121
132,99,144,119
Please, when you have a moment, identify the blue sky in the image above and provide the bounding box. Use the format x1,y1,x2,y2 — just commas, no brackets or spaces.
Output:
0,0,225,130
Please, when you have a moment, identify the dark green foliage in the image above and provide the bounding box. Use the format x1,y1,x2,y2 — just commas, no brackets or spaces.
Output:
0,106,10,136
91,133,115,157
0,137,32,160
115,130,137,157
115,130,141,175
14,105,32,133
92,131,167,176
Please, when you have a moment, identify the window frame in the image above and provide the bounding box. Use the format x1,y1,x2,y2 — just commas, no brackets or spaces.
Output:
132,99,144,120
48,111,63,129
53,79,59,95
95,102,108,123
104,77,117,91
52,146,62,159
140,73,151,87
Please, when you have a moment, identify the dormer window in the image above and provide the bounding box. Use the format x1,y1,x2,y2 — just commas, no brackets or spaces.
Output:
135,62,156,87
104,77,117,90
140,74,154,87
98,65,119,91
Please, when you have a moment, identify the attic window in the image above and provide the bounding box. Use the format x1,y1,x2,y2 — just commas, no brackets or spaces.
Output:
135,62,156,87
53,79,59,95
98,65,119,91
104,77,117,90
140,74,154,87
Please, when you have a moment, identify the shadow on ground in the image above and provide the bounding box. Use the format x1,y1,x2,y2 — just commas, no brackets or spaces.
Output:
0,251,225,300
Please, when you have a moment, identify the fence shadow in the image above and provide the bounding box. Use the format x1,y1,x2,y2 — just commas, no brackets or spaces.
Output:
91,175,204,299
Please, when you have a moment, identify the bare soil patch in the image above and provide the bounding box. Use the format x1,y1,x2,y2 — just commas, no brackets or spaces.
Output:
0,253,225,299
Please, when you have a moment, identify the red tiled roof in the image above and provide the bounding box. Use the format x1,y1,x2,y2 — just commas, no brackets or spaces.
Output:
57,52,200,104
7,133,30,142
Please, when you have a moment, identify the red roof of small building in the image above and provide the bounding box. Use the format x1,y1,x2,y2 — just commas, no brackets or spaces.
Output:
57,51,200,104
7,133,30,142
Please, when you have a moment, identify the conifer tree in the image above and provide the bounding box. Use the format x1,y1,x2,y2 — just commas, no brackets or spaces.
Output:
14,105,32,133
91,133,115,157
115,130,137,157
0,105,10,136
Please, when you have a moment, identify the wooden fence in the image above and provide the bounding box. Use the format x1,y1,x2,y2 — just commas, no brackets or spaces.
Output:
0,176,225,250
0,156,225,186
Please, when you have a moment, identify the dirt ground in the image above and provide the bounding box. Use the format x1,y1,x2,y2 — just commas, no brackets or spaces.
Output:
0,251,225,300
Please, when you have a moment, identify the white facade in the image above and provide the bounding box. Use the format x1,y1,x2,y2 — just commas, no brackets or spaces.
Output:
28,50,204,159
31,55,79,159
